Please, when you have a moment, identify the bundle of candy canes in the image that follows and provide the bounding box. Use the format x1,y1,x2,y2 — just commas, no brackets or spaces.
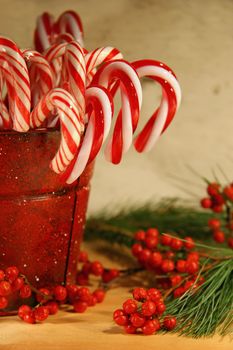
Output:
0,10,181,184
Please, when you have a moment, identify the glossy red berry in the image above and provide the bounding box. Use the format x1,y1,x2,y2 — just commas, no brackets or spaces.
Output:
160,234,172,246
0,280,12,296
149,251,163,268
78,287,91,302
173,287,185,298
19,285,32,298
123,299,138,314
161,259,175,273
200,198,212,209
213,231,225,243
147,288,161,302
176,260,187,273
66,285,80,302
145,236,159,249
18,305,32,319
163,316,177,330
113,309,128,326
5,266,19,283
170,275,182,287
102,269,119,283
46,301,59,315
146,228,159,238
90,261,104,276
124,324,136,334
208,218,221,230
131,243,143,257
152,318,161,331
170,238,183,251
34,306,49,322
223,186,233,201
130,312,145,327
93,289,105,303
212,205,223,213
156,302,166,315
0,270,5,281
78,251,89,263
134,230,146,241
207,183,220,196
11,277,24,292
54,285,67,302
187,252,199,262
0,296,8,309
138,249,152,264
36,288,51,303
73,301,88,313
142,320,156,335
22,311,35,324
184,237,195,250
186,261,199,274
141,300,156,316
132,287,147,301
76,272,89,286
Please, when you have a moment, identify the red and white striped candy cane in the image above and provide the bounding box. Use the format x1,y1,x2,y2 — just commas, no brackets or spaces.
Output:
45,41,86,116
0,36,31,132
91,60,142,164
65,86,113,184
34,12,55,53
56,10,84,47
30,88,84,174
85,47,123,86
22,49,53,108
0,74,11,129
131,60,181,153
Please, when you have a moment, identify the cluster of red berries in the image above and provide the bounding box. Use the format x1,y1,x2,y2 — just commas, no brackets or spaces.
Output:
77,250,119,284
200,182,233,248
113,287,176,335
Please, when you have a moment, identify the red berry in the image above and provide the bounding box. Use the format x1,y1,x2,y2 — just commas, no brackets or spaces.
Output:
141,300,156,316
22,311,35,324
146,228,159,238
0,281,12,297
186,261,199,274
131,243,143,257
18,305,32,319
76,272,89,286
134,230,146,241
90,261,104,276
228,237,233,249
213,231,225,243
66,285,80,302
170,238,183,251
170,275,182,287
161,259,175,273
161,234,172,246
212,205,223,213
207,183,220,196
5,266,19,283
142,320,156,335
212,193,225,206
147,288,161,302
81,262,91,275
223,186,233,201
19,285,32,299
87,295,97,307
200,198,212,209
176,260,187,273
0,270,5,281
102,269,119,283
113,309,128,326
163,316,177,330
54,285,67,302
184,280,196,291
187,252,199,262
138,249,152,264
34,306,49,322
145,236,159,249
208,218,221,230
123,299,138,315
132,287,147,301
36,288,51,303
93,289,105,303
0,296,8,309
156,302,166,315
184,237,195,250
152,318,161,331
78,287,91,302
124,324,136,334
173,287,185,298
130,312,145,327
11,277,24,292
78,251,89,263
73,301,88,313
149,252,163,268
46,301,59,315
164,251,175,259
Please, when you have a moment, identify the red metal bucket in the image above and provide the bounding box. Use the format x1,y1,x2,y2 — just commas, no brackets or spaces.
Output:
0,129,93,311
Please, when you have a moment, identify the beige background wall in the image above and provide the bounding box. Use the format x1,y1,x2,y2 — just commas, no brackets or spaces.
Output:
1,0,232,213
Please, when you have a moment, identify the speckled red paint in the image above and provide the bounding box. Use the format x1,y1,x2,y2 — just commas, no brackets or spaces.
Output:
0,129,93,312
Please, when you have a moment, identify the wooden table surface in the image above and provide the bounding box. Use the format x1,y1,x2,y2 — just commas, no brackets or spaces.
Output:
0,243,232,350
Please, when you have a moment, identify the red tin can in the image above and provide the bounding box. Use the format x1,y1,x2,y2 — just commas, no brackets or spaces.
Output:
0,129,93,313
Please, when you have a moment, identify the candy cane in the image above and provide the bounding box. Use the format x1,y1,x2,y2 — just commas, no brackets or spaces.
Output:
22,49,53,108
0,74,11,129
85,47,123,86
65,86,113,184
56,10,84,47
30,88,84,174
45,41,86,116
91,60,142,164
131,60,181,153
0,37,31,132
34,12,55,53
